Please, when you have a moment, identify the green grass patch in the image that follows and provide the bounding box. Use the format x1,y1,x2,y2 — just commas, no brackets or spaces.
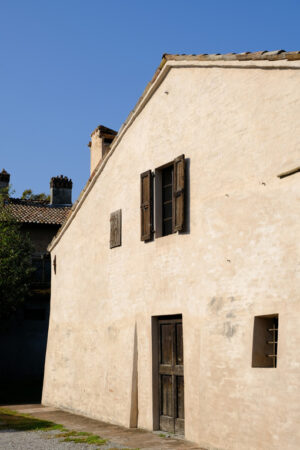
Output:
0,408,139,448
59,430,91,438
0,407,65,432
57,429,107,445
62,434,107,445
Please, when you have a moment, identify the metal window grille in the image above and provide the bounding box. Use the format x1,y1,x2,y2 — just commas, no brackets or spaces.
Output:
266,317,278,368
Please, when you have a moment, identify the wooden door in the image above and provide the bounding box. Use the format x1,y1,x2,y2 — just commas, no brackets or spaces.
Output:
158,316,184,434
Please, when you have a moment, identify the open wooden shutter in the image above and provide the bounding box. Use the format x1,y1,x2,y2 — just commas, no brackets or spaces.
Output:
140,170,153,241
172,154,185,232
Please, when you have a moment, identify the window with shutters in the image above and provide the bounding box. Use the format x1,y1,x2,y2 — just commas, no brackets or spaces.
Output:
141,155,185,241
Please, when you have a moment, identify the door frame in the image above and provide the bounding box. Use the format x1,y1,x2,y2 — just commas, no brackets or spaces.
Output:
151,314,184,432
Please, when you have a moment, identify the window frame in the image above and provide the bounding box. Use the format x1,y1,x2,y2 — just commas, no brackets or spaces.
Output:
141,154,185,242
252,314,279,368
155,161,175,238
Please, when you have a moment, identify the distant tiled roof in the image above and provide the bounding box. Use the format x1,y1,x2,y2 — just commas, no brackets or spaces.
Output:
4,198,71,225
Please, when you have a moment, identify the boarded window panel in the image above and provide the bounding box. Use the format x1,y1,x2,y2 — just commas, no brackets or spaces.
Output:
110,209,122,248
173,154,185,232
140,170,153,241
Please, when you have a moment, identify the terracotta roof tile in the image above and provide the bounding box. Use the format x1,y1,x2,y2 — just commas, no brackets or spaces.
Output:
5,198,71,225
162,50,300,61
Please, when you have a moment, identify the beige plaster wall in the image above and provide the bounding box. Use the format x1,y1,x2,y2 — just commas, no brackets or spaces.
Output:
43,60,300,450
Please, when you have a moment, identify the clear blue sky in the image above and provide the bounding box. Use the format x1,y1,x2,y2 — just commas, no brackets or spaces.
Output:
0,0,299,201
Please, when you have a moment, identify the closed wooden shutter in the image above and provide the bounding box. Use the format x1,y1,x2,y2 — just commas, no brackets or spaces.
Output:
173,154,185,232
110,209,122,248
140,170,153,241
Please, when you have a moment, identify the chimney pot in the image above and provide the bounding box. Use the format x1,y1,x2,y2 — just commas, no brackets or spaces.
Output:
88,125,117,176
50,175,72,205
0,169,10,190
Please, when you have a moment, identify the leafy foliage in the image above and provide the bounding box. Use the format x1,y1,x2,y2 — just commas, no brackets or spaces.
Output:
21,189,50,202
0,189,34,319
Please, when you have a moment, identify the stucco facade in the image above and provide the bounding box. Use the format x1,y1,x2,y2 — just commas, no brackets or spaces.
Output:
43,53,300,450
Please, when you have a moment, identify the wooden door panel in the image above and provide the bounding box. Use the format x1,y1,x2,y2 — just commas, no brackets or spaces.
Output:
158,317,184,435
176,323,183,365
176,376,184,419
174,375,184,435
159,365,183,376
161,375,173,416
160,324,173,365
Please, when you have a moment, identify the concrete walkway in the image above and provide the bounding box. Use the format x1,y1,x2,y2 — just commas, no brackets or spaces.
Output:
2,404,203,450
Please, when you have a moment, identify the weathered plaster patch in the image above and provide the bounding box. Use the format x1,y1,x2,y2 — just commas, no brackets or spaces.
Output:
223,321,238,338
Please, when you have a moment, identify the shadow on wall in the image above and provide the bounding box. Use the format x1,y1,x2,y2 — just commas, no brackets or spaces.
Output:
0,299,50,406
129,322,138,428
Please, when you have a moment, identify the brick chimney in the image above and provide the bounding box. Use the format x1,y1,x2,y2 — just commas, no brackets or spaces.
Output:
0,169,10,190
50,175,72,206
88,125,117,176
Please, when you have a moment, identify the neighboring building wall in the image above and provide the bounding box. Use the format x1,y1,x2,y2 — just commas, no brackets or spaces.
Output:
0,299,50,403
43,60,300,450
0,224,59,403
23,224,60,254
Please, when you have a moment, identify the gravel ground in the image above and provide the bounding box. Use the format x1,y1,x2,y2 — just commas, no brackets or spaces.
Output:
0,429,126,450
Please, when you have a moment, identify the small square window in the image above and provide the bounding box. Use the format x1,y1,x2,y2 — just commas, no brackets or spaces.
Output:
252,314,279,368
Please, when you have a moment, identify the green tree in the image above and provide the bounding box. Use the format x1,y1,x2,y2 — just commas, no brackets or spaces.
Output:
0,189,34,319
21,189,50,202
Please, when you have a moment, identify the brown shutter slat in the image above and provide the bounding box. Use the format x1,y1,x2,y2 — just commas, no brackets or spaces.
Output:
110,209,121,248
140,170,153,241
173,154,185,232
